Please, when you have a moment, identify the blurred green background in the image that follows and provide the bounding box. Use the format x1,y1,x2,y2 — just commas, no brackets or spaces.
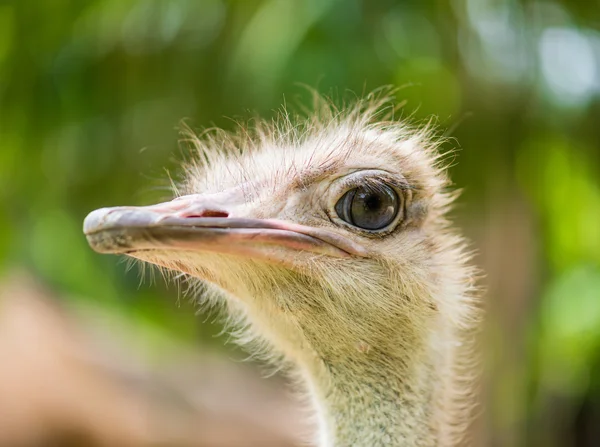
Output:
0,1,599,446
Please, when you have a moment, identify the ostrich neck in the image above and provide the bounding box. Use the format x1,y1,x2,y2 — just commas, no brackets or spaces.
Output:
304,343,442,447
224,272,468,446
237,290,458,446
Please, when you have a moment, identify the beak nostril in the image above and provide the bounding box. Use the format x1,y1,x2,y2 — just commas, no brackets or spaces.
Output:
185,210,229,218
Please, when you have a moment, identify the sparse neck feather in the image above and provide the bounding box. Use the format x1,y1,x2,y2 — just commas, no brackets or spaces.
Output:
235,279,472,447
309,363,435,446
298,316,454,447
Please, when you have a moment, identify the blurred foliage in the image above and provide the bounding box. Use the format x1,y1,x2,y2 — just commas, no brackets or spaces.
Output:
0,0,599,446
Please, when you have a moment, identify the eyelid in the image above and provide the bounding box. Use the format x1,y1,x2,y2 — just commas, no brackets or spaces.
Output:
333,170,413,194
360,177,413,193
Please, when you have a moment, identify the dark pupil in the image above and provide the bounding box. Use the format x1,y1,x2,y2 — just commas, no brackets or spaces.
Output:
335,185,399,230
364,194,381,211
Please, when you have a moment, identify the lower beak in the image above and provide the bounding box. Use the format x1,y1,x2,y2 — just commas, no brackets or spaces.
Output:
83,199,366,263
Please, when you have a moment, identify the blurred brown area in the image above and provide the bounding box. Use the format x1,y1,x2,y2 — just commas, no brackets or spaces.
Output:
0,272,309,447
465,195,540,447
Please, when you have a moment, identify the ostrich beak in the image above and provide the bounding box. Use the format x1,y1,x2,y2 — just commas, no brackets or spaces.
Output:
83,195,366,264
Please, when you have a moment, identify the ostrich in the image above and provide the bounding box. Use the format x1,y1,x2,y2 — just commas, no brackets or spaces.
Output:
83,93,480,447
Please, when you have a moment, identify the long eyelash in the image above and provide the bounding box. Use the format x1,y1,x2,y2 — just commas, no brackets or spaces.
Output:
355,175,414,194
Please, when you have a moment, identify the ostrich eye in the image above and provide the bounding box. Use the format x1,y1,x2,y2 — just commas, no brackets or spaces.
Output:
335,184,400,230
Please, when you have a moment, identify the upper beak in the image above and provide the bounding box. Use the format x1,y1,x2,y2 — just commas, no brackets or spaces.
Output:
83,195,367,263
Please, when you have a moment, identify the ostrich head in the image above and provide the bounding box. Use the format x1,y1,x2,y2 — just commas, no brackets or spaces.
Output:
84,94,480,447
